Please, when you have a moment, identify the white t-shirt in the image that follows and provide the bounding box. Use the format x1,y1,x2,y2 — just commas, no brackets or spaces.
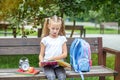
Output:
41,36,67,61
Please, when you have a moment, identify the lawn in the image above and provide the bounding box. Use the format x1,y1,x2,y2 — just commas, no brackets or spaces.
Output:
84,26,118,34
0,26,118,37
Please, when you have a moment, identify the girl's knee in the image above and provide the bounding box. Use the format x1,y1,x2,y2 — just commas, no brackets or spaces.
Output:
57,74,66,80
47,74,56,80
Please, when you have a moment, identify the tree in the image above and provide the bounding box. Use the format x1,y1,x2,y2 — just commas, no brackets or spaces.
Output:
0,0,22,21
97,0,120,33
1,0,120,37
0,0,60,37
55,0,87,37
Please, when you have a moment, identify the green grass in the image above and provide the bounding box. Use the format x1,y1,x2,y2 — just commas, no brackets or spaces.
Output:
0,26,118,37
0,54,39,68
84,26,118,34
65,26,118,37
0,53,115,69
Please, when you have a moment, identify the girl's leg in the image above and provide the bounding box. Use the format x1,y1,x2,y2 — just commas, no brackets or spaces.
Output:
54,66,66,80
43,66,56,80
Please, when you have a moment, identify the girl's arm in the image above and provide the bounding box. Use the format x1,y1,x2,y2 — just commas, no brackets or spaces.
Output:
39,43,45,67
49,42,67,60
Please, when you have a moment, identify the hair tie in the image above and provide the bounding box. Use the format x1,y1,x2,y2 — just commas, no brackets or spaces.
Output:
53,15,57,22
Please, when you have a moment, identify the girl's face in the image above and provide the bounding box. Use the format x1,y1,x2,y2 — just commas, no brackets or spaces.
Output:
48,21,61,37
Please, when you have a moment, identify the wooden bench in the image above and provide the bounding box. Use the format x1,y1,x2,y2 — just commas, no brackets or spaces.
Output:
0,23,17,38
100,22,119,34
65,25,86,37
0,37,120,80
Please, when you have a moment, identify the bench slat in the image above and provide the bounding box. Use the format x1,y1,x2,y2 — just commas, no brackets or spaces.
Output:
0,38,40,46
0,37,101,55
0,66,117,80
0,46,40,55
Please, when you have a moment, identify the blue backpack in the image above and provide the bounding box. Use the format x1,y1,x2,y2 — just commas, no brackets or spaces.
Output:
70,38,92,80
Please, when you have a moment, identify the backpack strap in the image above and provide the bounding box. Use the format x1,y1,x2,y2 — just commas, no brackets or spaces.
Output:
70,38,80,72
79,71,84,80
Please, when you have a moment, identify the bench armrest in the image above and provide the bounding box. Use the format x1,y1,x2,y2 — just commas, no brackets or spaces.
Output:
102,47,120,79
102,47,120,67
103,47,120,55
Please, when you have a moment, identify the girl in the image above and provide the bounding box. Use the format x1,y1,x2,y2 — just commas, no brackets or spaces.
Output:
39,15,67,80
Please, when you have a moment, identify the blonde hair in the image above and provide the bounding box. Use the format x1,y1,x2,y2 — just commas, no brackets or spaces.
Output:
41,15,66,38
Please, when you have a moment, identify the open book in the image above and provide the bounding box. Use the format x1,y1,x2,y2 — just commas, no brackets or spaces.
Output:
41,60,71,68
41,61,58,66
56,60,71,68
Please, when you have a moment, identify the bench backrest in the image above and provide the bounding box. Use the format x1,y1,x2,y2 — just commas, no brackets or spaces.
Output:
65,25,84,30
0,37,102,55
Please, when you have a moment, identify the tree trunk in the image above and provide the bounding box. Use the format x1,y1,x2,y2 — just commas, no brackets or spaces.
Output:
70,20,76,37
118,22,120,34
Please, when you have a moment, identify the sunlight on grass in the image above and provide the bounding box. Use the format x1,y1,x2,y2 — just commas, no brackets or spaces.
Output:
84,26,118,34
0,26,118,37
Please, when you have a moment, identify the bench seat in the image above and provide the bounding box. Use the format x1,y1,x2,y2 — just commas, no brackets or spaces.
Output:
0,66,117,80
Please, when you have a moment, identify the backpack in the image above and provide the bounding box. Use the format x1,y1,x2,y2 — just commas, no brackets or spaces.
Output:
70,38,92,80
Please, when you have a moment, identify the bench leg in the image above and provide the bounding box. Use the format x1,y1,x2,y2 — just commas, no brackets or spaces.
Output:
114,54,120,80
100,24,104,34
80,30,82,37
99,76,105,80
84,29,86,37
13,28,16,38
80,29,86,38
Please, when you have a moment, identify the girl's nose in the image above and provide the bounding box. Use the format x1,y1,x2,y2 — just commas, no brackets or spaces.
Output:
53,30,57,32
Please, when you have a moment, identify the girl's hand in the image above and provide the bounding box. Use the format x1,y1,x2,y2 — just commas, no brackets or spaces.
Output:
39,61,48,67
39,61,44,67
39,61,42,67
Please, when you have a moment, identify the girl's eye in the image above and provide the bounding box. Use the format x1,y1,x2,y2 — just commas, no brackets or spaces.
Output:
56,28,59,30
52,28,55,30
51,27,59,30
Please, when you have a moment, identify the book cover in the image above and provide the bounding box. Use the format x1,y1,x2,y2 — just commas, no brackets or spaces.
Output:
41,61,58,66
